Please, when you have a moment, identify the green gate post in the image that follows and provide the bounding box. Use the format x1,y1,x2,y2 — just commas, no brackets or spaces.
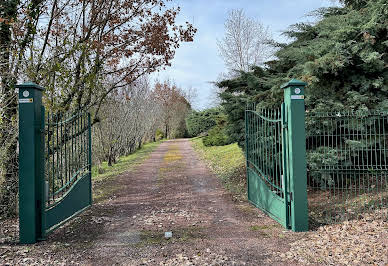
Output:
282,79,308,232
17,82,45,244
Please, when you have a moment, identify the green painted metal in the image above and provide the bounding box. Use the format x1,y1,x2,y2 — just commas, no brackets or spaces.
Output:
306,110,388,225
281,103,290,228
45,173,91,232
245,79,308,232
88,113,92,205
245,104,289,229
40,106,47,240
17,82,92,243
44,110,92,234
283,80,308,232
17,82,45,244
281,79,307,89
246,79,387,229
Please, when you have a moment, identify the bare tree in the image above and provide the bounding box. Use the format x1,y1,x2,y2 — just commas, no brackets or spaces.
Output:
217,9,273,73
92,75,162,167
153,80,191,139
0,0,43,216
0,0,196,217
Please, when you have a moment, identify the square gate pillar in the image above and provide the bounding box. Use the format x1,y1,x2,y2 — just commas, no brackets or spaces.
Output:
282,79,308,232
17,82,45,244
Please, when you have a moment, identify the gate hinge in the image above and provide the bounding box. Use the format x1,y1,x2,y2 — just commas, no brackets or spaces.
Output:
289,192,293,201
282,123,288,129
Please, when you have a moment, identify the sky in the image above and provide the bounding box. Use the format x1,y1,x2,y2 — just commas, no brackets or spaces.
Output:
152,0,340,110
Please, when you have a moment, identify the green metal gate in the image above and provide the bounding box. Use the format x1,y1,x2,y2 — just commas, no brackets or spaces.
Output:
245,104,289,228
44,111,92,234
17,82,92,244
246,80,388,230
245,80,309,232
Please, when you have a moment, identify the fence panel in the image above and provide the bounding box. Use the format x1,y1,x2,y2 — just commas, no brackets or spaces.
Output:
306,111,388,225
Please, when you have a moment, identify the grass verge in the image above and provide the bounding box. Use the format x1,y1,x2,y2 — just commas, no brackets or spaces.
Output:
92,141,164,181
190,137,246,201
92,140,164,202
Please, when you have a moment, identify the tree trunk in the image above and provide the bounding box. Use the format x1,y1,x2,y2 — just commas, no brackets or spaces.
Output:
108,147,113,166
0,0,19,217
108,155,113,166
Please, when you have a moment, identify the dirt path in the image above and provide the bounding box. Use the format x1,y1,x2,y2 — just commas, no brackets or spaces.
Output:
1,139,303,265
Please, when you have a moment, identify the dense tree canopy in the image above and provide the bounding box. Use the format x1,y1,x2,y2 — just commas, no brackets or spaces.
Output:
218,0,388,148
185,107,223,137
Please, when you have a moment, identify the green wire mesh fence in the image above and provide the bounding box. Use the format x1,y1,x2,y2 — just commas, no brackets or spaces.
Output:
306,110,388,225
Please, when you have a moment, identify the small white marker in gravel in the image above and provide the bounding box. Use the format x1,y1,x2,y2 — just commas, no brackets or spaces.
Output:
164,232,172,239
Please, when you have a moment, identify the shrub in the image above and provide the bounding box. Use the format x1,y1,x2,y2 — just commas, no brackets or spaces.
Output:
155,129,164,140
185,107,224,137
202,125,230,146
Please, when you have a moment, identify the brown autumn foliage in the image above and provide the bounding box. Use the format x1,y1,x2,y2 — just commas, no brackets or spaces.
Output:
19,0,197,118
0,0,196,217
153,80,191,138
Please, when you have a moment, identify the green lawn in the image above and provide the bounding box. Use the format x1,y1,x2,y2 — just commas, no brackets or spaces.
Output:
190,137,247,200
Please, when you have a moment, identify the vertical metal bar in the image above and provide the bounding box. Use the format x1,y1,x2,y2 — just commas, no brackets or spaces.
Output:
85,112,87,170
373,114,379,211
263,109,267,180
64,115,68,186
56,114,59,198
51,114,55,203
329,113,336,222
79,111,81,171
271,110,276,188
355,114,360,217
382,114,387,169
60,113,63,198
377,114,382,203
258,108,263,179
253,107,256,170
245,106,249,199
47,112,50,205
40,106,46,240
88,112,92,204
366,114,371,215
75,112,79,173
379,114,387,208
269,109,272,186
71,113,74,183
276,109,281,193
281,103,289,228
80,112,83,171
341,114,346,223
